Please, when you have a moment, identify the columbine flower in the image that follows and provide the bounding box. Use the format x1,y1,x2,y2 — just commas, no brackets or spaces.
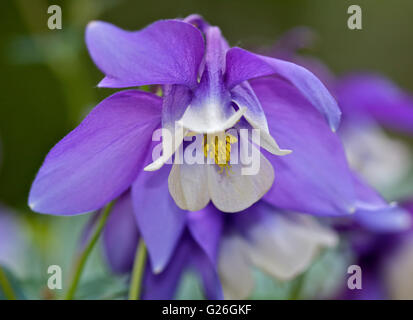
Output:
98,68,387,291
101,192,337,299
336,74,413,194
329,74,413,230
28,15,349,215
101,70,393,284
28,17,408,285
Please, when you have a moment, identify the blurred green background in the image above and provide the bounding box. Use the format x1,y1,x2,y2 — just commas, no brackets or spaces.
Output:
0,0,412,299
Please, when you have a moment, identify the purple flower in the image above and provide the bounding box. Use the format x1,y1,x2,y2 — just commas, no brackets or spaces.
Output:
336,74,413,135
28,15,383,280
336,75,413,201
334,75,413,233
28,15,357,217
102,193,337,299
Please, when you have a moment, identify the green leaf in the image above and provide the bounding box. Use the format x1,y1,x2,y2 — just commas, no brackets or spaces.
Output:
0,265,26,300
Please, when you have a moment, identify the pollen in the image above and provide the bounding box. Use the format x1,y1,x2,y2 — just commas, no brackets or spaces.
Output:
203,133,238,174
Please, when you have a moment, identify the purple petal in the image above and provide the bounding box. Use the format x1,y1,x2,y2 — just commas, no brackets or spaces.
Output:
231,82,270,133
339,271,386,300
142,233,190,300
251,77,356,216
228,202,270,234
352,173,390,211
231,83,291,155
86,20,204,89
178,27,244,134
336,73,413,134
142,232,222,300
29,90,161,215
132,161,187,273
404,200,413,213
162,85,193,133
102,191,139,274
355,206,411,233
352,173,412,232
144,85,193,171
225,47,341,131
187,204,223,264
192,243,223,300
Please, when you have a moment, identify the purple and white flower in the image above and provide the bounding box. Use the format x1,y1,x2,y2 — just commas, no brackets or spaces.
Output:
28,16,390,285
28,15,352,215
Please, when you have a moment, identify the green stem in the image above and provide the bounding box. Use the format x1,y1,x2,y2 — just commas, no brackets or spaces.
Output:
0,266,16,300
65,201,114,300
289,272,306,300
128,238,147,300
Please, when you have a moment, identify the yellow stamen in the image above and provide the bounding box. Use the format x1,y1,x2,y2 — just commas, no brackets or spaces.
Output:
203,133,238,174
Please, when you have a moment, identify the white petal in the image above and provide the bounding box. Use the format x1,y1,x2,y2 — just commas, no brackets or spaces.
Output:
343,124,411,192
256,128,292,156
168,162,210,211
218,235,254,300
178,105,247,134
243,112,292,156
246,213,338,280
207,153,275,213
144,127,188,171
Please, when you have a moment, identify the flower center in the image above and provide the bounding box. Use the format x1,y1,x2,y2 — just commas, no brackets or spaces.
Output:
203,133,238,174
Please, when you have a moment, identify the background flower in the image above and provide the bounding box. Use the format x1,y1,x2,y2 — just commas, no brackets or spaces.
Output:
266,26,413,232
